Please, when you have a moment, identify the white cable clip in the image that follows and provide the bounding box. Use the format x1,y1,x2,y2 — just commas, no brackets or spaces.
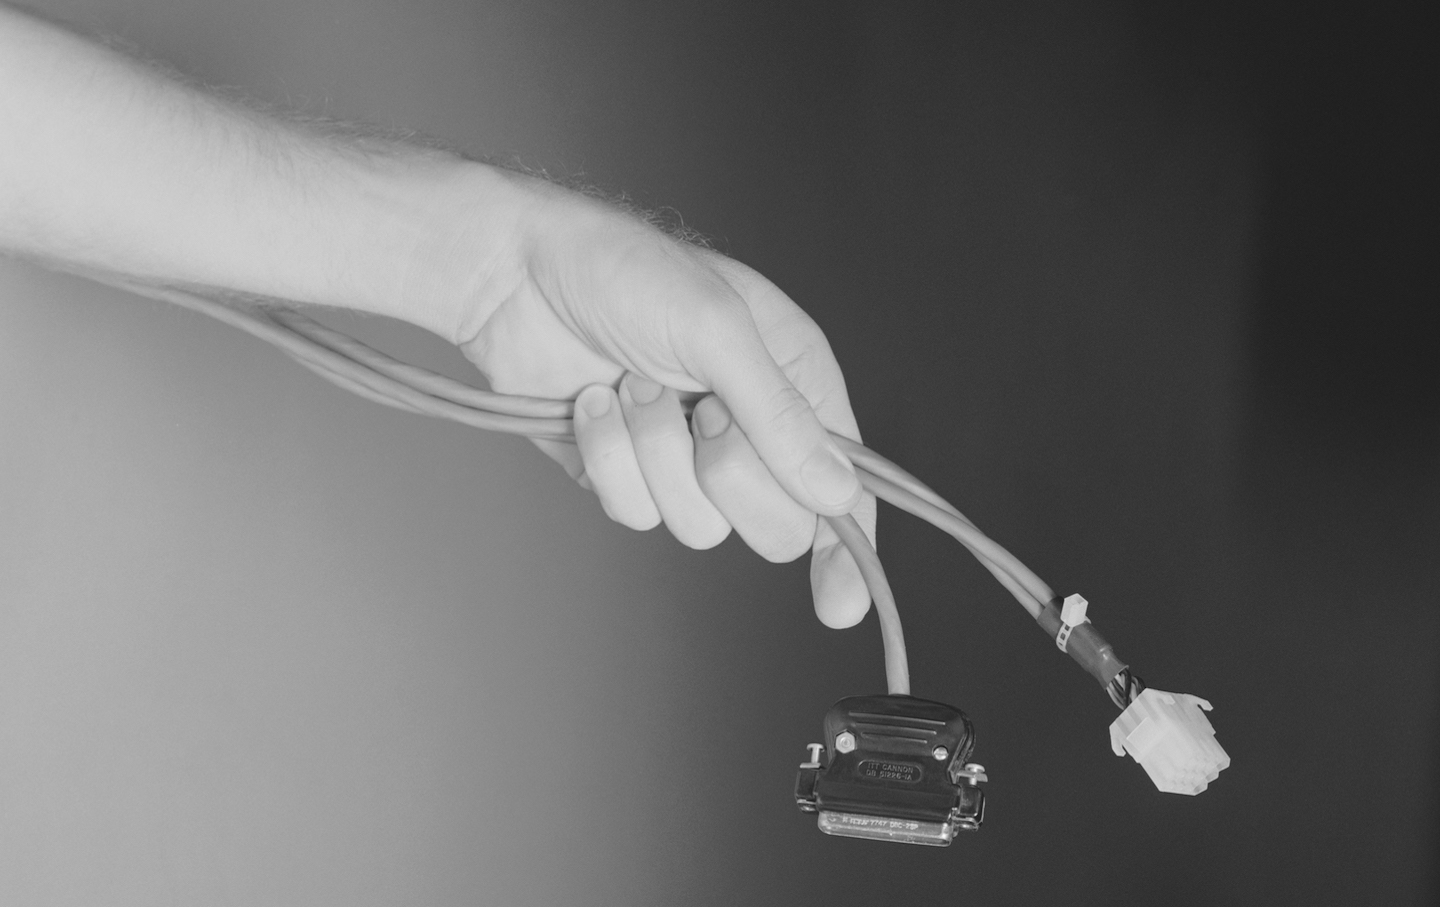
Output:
1055,594,1089,652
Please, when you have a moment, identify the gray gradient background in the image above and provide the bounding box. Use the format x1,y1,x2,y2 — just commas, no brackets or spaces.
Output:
1,1,1435,905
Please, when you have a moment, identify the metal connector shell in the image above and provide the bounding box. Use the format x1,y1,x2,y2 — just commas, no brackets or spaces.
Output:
795,694,986,845
816,810,960,846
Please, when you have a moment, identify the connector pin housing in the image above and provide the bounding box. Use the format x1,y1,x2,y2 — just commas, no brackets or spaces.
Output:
1110,688,1229,795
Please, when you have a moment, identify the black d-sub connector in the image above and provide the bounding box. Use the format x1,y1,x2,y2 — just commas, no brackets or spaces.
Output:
795,694,986,846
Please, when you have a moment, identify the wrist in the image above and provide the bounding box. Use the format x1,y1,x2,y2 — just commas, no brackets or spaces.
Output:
315,150,497,343
387,161,629,349
351,157,533,346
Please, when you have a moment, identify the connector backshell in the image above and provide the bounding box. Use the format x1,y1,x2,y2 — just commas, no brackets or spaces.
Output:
795,694,986,844
1110,689,1229,795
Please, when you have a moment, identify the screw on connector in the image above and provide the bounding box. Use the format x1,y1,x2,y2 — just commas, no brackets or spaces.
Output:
835,732,856,754
932,746,949,761
954,762,988,786
800,743,825,769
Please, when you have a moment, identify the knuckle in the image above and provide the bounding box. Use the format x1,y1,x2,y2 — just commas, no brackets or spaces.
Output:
686,275,749,322
673,291,750,353
694,451,754,498
762,384,817,434
630,425,687,462
755,515,816,563
599,492,661,531
584,441,634,474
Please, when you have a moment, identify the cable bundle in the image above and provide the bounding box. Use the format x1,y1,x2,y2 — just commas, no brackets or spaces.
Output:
90,277,1240,798
96,278,1118,704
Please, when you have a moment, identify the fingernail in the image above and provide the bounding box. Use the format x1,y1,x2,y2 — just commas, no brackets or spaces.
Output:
579,386,612,418
624,373,664,405
801,444,860,508
693,397,732,439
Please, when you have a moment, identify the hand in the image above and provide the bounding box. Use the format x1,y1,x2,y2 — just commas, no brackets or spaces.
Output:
0,4,875,628
453,171,878,629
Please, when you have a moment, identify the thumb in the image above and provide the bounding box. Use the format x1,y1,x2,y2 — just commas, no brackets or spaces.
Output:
693,315,862,516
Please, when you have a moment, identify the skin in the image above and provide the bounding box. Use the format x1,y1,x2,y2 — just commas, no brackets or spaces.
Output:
0,2,878,628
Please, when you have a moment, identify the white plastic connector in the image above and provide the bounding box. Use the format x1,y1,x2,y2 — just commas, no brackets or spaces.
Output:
1109,688,1229,795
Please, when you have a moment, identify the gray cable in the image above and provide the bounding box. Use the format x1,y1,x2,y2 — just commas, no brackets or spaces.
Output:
101,279,1060,695
826,512,909,696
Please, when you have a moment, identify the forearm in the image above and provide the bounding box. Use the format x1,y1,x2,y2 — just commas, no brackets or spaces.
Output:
0,3,506,342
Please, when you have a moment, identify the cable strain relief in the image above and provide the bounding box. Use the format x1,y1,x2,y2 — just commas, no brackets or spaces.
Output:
1036,597,1126,691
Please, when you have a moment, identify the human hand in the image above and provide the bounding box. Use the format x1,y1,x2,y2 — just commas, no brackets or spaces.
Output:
0,1,873,629
450,170,877,629
0,0,876,628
